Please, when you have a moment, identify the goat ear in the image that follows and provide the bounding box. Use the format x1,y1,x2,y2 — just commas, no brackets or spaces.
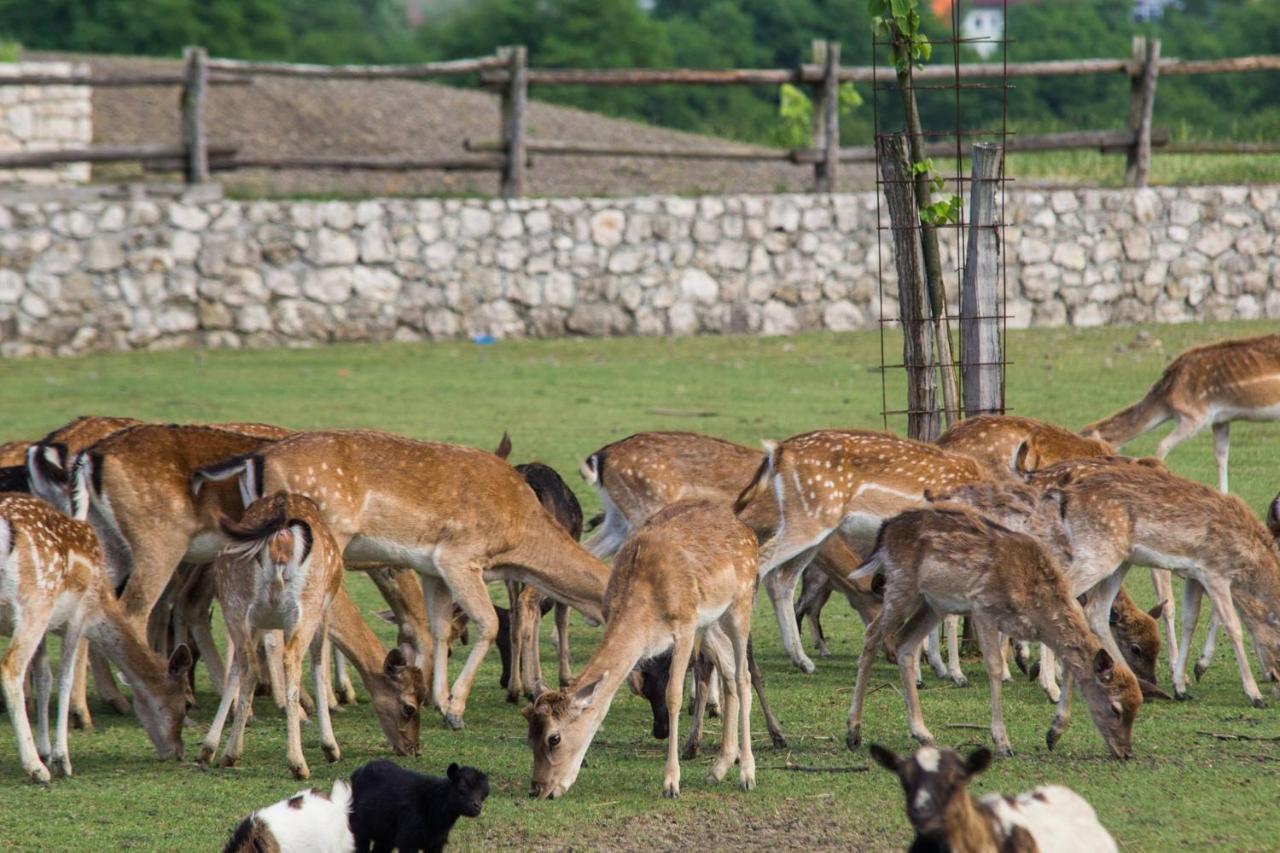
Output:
447,763,460,782
1148,599,1168,620
571,674,606,710
384,647,407,677
965,747,993,777
168,643,194,677
1093,648,1116,683
867,744,898,772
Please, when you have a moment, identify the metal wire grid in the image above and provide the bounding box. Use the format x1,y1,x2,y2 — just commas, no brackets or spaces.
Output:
873,0,1013,428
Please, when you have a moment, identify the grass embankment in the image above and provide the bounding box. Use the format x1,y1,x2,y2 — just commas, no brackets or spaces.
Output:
1,320,1278,850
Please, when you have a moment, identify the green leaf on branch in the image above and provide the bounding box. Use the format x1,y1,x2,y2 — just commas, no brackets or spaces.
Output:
919,194,961,226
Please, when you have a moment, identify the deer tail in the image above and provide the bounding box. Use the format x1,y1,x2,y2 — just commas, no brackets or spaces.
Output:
68,451,100,522
733,440,778,515
192,452,264,508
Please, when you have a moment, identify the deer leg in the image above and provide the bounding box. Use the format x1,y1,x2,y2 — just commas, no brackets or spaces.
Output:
310,619,340,764
897,606,943,747
198,638,241,767
221,635,260,768
32,641,52,764
924,625,949,680
1212,421,1230,494
282,631,310,780
1,610,54,784
433,561,500,729
555,603,572,688
796,566,833,657
998,634,1012,683
69,640,92,730
704,631,741,785
520,589,547,699
747,635,787,749
974,619,1013,757
49,615,87,778
505,581,524,703
725,599,757,790
662,629,696,799
1083,570,1129,667
1047,668,1074,750
261,632,290,712
1172,577,1203,700
848,612,887,750
181,566,225,697
1036,643,1062,702
945,615,966,686
1196,607,1221,683
1204,576,1266,707
681,651,712,760
762,546,820,674
422,576,454,715
1151,570,1179,678
1154,414,1205,460
332,650,357,706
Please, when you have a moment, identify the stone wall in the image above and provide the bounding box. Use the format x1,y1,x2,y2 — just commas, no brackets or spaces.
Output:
0,63,92,187
0,185,1277,357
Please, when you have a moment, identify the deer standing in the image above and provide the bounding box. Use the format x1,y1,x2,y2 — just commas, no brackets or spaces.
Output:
938,413,1116,478
525,500,757,799
0,494,191,782
199,492,344,779
847,506,1143,758
194,429,612,729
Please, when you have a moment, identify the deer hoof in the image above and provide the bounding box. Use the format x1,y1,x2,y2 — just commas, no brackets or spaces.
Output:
1193,662,1207,683
662,782,680,799
71,710,92,731
1173,689,1191,702
1045,728,1062,751
952,674,969,688
290,762,310,781
706,702,720,719
444,712,465,731
846,725,862,751
739,770,756,791
770,733,789,749
322,744,341,763
995,744,1014,759
1251,696,1268,710
28,764,51,785
109,697,131,715
52,754,72,777
681,743,700,761
195,746,214,768
220,754,240,769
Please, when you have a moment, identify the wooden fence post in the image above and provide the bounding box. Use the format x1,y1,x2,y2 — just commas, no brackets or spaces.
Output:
499,45,528,199
811,40,840,192
878,133,939,441
1125,36,1161,188
960,143,1003,418
181,46,209,184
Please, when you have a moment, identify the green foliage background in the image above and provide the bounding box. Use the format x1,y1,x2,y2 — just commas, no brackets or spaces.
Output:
2,0,1278,143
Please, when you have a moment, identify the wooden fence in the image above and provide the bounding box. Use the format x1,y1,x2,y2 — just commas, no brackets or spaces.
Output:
1,40,1278,197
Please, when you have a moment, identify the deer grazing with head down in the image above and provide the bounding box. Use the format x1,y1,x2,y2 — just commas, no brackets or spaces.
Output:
199,492,344,779
0,494,191,783
847,506,1143,759
525,499,757,800
194,429,612,729
938,413,1117,479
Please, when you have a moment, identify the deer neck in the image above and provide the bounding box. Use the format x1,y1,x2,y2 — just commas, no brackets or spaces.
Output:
1040,604,1102,679
84,593,166,701
326,585,384,687
500,521,610,623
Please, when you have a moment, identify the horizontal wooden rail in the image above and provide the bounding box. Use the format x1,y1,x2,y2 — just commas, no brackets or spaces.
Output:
0,144,236,168
210,154,506,172
0,73,250,87
465,137,793,161
206,55,508,79
1161,140,1280,154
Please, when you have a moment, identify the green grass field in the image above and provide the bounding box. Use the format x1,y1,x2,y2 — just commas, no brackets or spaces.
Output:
2,320,1279,851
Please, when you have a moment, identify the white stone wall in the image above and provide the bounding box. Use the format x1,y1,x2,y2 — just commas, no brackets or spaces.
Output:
0,62,92,187
0,185,1276,357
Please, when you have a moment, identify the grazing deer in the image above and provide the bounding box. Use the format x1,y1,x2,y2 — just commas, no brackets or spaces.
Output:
1030,461,1280,707
525,500,757,799
1083,334,1280,493
194,430,612,729
731,430,987,682
199,492,344,779
847,507,1143,758
0,494,191,783
939,414,1116,478
582,430,883,676
871,744,1119,853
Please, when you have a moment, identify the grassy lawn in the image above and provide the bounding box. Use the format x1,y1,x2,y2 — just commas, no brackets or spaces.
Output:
1007,148,1280,188
2,319,1279,851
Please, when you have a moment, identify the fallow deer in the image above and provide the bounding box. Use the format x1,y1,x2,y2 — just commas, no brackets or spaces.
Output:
194,429,612,728
0,494,191,783
199,492,344,779
847,506,1143,759
1083,333,1280,493
581,430,883,676
0,441,32,467
1029,461,1280,708
524,500,757,799
871,744,1119,853
938,413,1116,478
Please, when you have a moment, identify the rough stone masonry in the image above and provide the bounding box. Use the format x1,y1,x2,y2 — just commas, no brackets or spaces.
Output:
0,185,1276,357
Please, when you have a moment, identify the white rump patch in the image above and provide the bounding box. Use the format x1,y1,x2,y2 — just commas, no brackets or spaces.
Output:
980,785,1118,853
915,746,940,772
256,780,355,853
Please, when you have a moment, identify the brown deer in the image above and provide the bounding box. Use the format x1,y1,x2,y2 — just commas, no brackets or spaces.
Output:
847,506,1143,759
199,492,344,779
1028,460,1280,707
524,500,757,799
582,431,883,676
0,494,191,783
938,414,1116,478
194,429,612,729
1083,333,1280,493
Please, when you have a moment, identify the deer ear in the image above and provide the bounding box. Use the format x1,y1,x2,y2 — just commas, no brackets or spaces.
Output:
384,647,407,677
168,643,194,677
1148,600,1168,620
965,747,993,777
868,744,898,772
1014,440,1034,474
570,674,606,710
495,432,512,460
1109,606,1121,626
1093,648,1116,683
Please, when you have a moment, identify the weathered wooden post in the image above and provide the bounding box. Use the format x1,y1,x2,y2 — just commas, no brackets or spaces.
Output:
499,45,528,199
1125,37,1161,188
960,143,1003,417
811,40,840,192
181,46,209,184
878,133,939,441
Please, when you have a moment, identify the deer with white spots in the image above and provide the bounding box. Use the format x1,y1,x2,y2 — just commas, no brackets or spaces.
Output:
847,505,1143,758
582,431,883,676
871,744,1118,853
199,492,345,779
525,499,758,800
193,429,612,729
0,493,191,783
938,413,1117,479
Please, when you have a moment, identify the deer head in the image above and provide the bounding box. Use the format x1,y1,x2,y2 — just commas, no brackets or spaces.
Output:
131,644,194,760
1074,648,1142,760
369,646,429,757
523,673,609,799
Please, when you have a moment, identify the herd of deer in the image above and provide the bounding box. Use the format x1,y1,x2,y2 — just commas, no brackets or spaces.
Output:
2,333,1279,829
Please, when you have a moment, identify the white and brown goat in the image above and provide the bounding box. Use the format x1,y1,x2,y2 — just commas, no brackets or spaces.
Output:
525,500,757,799
847,507,1143,758
0,494,190,782
199,492,344,779
871,744,1118,853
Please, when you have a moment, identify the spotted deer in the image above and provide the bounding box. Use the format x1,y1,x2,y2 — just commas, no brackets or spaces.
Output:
1083,333,1280,493
525,500,757,799
194,429,612,729
582,431,883,676
847,506,1143,759
938,414,1116,479
199,493,344,779
0,494,191,783
1027,461,1280,708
